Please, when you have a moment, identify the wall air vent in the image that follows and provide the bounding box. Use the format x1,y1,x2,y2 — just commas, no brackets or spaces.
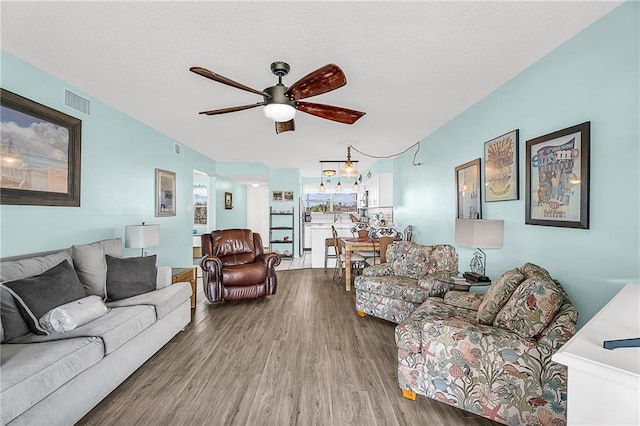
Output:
174,143,184,157
64,90,90,115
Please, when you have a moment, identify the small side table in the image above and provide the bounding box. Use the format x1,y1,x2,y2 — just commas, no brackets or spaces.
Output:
172,267,196,308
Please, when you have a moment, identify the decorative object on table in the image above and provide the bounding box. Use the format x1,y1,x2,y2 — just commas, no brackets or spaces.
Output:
189,62,365,134
525,121,590,229
0,88,81,207
603,337,640,350
454,219,503,278
224,191,233,209
155,168,176,216
272,190,283,201
455,158,482,219
125,222,160,257
484,129,519,202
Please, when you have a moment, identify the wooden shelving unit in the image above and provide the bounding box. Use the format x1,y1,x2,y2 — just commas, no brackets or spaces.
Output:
269,206,294,258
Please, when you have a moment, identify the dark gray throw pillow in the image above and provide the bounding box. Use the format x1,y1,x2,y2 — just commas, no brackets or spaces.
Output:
105,255,157,301
1,260,86,335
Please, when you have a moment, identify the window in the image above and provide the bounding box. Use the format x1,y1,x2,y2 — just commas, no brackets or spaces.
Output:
305,192,357,212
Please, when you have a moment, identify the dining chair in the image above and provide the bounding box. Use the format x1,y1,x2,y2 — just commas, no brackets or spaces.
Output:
403,225,413,242
332,225,365,283
365,236,395,266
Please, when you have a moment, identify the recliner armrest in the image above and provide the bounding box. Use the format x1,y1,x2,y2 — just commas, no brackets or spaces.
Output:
256,252,281,269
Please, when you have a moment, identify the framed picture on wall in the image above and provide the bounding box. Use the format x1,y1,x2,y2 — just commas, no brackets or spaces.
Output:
525,121,590,229
283,191,294,202
484,129,519,202
0,88,82,206
272,190,283,202
224,192,233,209
155,168,176,217
455,158,482,219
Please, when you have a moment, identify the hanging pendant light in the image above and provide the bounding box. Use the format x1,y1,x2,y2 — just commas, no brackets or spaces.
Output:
319,162,325,192
354,179,359,191
336,161,342,192
340,146,359,178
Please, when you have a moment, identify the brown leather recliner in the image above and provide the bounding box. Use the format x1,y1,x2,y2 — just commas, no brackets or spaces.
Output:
200,229,281,303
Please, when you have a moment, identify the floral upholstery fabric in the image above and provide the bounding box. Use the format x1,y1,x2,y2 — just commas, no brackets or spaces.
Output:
394,263,577,425
354,242,458,323
495,276,564,338
444,291,484,311
476,268,524,325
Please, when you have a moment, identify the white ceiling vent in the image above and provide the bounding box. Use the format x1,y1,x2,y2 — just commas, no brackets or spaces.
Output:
174,143,184,157
64,90,90,115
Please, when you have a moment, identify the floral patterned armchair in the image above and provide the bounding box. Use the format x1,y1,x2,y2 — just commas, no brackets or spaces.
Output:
354,241,458,323
395,263,577,425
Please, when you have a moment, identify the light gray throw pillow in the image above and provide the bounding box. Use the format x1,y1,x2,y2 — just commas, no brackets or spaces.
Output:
71,238,122,297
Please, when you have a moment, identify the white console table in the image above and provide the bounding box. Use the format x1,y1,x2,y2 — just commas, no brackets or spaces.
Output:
552,284,640,425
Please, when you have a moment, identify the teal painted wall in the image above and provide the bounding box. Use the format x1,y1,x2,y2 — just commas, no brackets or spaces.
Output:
215,176,247,230
0,51,218,267
393,2,639,327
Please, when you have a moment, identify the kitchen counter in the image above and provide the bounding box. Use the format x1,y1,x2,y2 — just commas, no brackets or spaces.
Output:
308,222,353,268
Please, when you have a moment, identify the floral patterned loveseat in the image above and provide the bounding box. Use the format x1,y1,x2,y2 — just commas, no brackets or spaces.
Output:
354,241,458,323
395,263,578,425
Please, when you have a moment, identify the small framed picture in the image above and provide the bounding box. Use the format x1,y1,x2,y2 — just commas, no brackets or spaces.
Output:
484,129,519,202
156,168,176,217
272,190,283,202
455,158,481,219
525,122,590,229
224,192,233,209
283,191,294,202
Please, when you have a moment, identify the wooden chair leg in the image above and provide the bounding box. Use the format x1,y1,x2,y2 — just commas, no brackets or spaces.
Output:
401,388,416,401
356,310,367,317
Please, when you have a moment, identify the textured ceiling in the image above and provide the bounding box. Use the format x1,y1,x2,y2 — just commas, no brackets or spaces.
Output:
0,1,621,184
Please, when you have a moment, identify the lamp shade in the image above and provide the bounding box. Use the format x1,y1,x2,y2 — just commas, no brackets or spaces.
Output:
455,219,503,248
125,224,160,249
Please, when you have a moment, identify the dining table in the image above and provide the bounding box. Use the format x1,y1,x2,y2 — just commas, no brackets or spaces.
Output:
339,237,382,291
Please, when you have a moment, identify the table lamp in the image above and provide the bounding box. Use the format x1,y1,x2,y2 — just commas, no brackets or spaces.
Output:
455,219,504,277
125,222,160,257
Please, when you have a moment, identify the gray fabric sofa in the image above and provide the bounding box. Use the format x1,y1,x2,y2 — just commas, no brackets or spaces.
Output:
0,238,192,425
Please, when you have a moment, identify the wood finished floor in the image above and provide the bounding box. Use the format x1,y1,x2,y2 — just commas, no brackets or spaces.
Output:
78,269,499,426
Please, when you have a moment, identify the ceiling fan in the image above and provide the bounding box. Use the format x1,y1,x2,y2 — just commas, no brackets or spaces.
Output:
189,62,366,134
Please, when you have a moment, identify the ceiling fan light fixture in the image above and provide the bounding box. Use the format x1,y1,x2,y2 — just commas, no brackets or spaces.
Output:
264,103,296,122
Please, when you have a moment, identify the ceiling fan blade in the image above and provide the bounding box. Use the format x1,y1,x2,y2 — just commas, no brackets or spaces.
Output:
275,119,295,134
190,66,271,98
295,102,365,124
199,102,264,116
285,64,347,100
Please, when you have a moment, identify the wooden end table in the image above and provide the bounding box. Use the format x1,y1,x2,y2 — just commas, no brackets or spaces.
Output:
172,267,196,308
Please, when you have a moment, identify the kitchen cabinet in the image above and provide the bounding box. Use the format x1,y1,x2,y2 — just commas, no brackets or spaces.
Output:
310,223,352,268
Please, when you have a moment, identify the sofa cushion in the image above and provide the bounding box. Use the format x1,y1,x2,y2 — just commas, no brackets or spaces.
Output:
494,276,565,338
0,337,104,425
0,249,73,282
11,305,156,354
476,268,525,325
39,295,109,334
107,282,192,320
1,260,86,335
105,255,157,301
395,297,477,353
71,238,123,297
355,275,432,305
1,249,75,342
0,286,31,342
